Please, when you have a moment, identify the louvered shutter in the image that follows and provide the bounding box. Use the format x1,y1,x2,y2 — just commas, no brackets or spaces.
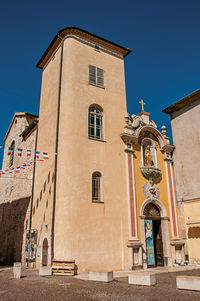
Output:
97,68,104,87
89,65,96,84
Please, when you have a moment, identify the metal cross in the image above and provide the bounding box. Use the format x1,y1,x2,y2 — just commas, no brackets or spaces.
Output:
139,99,146,111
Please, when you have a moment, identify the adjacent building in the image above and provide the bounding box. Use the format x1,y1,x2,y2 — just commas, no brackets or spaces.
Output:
0,112,38,264
163,89,200,264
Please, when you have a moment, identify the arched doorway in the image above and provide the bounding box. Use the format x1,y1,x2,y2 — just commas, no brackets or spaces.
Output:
42,238,48,266
144,203,164,267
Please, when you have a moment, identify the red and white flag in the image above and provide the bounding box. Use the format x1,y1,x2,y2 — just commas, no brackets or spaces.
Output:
27,150,31,157
8,147,14,156
15,167,20,173
35,151,39,159
43,152,49,159
17,148,22,156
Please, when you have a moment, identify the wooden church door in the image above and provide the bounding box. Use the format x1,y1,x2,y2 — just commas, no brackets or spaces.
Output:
42,238,48,266
153,220,164,266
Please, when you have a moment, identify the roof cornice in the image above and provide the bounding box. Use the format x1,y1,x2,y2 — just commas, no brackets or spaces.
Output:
36,27,131,69
163,89,200,114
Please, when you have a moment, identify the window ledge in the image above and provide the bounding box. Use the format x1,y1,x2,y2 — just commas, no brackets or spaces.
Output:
88,82,105,89
88,137,106,143
92,200,104,203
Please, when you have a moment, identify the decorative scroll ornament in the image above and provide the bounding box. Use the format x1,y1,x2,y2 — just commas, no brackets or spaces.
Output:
143,183,160,200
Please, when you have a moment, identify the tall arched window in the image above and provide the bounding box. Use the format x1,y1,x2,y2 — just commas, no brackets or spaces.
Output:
9,140,15,167
92,172,101,201
88,106,103,140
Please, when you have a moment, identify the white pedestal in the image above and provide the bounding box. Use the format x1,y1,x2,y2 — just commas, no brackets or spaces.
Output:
13,262,21,279
39,266,52,276
128,272,156,286
176,276,200,291
89,271,113,282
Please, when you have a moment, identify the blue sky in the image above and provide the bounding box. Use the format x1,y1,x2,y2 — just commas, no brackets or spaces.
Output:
0,0,200,165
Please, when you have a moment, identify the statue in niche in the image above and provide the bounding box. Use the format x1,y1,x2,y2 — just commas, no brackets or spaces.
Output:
144,145,153,166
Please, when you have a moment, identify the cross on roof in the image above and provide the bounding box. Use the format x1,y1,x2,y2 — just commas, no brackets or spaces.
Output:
139,99,146,111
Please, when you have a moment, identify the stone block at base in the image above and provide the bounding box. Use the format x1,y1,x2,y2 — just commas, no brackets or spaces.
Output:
176,276,200,291
39,266,52,276
128,273,156,286
13,262,22,279
89,271,113,282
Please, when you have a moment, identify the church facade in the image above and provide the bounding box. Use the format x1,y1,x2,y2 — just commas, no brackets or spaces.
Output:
25,27,185,272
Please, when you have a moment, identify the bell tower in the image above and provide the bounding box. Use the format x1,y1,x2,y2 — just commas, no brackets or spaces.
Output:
31,27,132,271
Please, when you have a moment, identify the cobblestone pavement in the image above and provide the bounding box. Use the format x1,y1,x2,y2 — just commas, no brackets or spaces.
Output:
0,268,200,301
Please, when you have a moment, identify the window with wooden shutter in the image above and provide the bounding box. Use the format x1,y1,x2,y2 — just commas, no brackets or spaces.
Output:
97,68,104,87
89,65,96,85
88,65,104,87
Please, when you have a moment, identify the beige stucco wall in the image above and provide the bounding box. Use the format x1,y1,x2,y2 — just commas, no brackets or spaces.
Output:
31,36,130,271
170,98,200,262
171,99,200,202
30,46,62,267
183,200,200,263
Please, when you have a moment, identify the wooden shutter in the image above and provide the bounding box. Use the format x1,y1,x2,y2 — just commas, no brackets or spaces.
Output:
97,68,104,87
89,65,96,84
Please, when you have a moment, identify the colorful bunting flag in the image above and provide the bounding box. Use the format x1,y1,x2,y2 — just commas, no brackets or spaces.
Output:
27,150,31,157
43,152,49,159
17,148,22,156
26,162,32,166
15,167,20,173
21,165,26,170
39,159,45,162
35,151,39,159
2,170,7,175
9,169,14,174
8,147,14,156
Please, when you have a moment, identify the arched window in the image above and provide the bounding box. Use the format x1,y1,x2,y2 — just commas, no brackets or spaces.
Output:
9,141,15,167
92,172,101,201
141,138,157,167
88,106,103,140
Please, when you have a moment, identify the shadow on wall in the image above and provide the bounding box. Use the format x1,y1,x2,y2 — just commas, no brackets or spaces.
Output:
0,197,30,265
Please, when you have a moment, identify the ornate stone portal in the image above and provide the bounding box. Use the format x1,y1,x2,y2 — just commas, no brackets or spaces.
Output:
121,108,185,269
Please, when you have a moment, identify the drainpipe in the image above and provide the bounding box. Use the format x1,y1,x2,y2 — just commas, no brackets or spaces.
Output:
51,35,64,262
28,123,38,267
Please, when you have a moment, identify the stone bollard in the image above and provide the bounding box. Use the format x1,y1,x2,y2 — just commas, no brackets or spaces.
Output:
39,266,52,276
89,271,113,282
13,262,22,279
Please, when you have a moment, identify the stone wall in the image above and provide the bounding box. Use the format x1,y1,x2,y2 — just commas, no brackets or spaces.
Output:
0,114,36,204
0,113,37,265
0,197,30,264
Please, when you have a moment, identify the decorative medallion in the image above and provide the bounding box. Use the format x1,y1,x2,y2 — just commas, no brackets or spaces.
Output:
143,183,160,200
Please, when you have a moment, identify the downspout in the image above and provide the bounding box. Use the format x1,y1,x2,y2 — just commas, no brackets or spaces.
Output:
51,35,64,262
28,124,38,267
